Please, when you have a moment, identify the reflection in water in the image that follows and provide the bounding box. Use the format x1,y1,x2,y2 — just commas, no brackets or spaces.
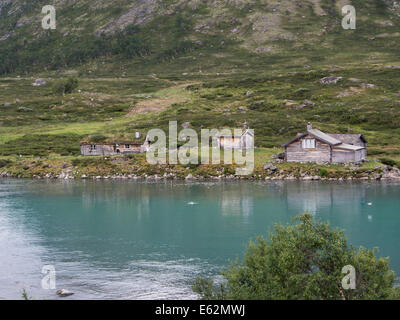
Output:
220,183,254,219
0,183,45,299
285,182,367,218
0,180,399,299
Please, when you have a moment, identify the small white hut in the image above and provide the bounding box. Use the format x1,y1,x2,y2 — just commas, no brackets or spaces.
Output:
218,123,254,150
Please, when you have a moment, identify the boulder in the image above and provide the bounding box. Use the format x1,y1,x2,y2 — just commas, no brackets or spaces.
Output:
32,78,47,86
185,173,195,180
361,83,376,89
18,106,33,112
303,100,316,106
319,76,342,84
386,65,400,69
263,164,278,172
296,100,315,110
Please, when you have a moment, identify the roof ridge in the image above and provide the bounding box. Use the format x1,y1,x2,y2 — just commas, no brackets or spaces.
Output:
307,128,342,146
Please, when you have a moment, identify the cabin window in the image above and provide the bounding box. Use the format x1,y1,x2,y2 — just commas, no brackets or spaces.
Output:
125,144,130,149
302,139,316,149
90,144,96,151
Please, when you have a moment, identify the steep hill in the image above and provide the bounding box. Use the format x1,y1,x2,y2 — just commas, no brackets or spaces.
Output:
1,0,400,166
1,0,399,74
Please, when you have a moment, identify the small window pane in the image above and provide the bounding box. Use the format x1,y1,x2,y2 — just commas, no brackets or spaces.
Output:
302,139,315,149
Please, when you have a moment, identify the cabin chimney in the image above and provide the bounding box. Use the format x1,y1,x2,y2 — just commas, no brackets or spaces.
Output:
307,122,312,131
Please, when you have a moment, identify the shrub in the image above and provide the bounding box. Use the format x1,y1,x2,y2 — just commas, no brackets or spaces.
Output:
379,158,398,167
319,168,329,177
368,148,385,156
0,159,10,168
248,101,266,110
290,88,311,99
193,214,399,300
53,77,78,95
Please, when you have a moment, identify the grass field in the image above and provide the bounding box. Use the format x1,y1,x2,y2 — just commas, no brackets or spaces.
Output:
1,0,400,171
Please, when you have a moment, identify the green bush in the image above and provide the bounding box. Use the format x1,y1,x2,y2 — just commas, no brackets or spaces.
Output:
289,88,311,99
368,149,385,156
193,214,399,300
53,77,78,95
0,159,10,168
319,168,329,177
379,158,398,167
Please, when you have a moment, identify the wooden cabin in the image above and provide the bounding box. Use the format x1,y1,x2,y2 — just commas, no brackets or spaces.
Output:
80,141,148,156
283,123,367,164
218,127,254,150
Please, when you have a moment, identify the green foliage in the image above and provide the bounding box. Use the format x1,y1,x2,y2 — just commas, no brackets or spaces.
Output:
0,159,10,168
289,88,311,99
193,214,399,300
0,8,198,74
21,288,30,300
193,278,226,300
53,77,78,95
0,134,82,156
368,149,385,156
89,134,108,143
379,158,398,167
71,157,114,168
319,168,329,177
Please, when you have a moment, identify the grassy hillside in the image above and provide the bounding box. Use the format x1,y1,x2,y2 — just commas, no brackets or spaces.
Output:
1,0,400,168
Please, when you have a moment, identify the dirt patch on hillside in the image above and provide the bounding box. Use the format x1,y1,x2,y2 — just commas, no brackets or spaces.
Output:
309,0,326,16
125,84,191,117
336,0,350,13
336,86,365,98
126,96,186,116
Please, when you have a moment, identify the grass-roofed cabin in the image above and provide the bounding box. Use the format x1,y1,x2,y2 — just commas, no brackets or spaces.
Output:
80,142,147,156
283,123,367,164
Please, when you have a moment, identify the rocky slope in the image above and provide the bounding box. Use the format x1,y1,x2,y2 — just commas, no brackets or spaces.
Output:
1,0,400,74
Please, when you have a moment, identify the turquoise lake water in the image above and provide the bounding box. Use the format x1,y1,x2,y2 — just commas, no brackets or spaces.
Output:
0,179,399,299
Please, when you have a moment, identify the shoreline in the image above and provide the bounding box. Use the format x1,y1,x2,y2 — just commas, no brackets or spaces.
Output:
1,168,400,181
2,155,400,182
